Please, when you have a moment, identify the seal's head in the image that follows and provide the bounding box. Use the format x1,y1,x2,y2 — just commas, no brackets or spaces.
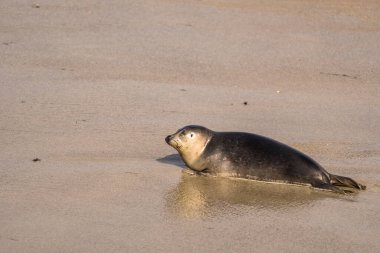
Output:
165,125,212,170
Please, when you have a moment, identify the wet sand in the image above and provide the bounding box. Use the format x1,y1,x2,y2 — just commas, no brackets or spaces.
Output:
1,0,380,252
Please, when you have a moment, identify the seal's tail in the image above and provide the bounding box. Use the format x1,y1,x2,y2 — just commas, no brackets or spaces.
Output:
330,174,366,190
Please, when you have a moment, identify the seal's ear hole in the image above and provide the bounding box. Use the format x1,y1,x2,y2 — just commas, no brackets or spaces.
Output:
190,134,193,138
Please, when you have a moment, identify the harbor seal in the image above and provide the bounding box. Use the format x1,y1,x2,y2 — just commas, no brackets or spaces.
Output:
165,125,366,193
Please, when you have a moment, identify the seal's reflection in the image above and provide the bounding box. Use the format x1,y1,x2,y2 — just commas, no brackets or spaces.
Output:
166,172,339,219
159,154,344,219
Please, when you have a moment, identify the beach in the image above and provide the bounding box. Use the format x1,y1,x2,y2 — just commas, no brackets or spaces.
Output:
1,0,380,252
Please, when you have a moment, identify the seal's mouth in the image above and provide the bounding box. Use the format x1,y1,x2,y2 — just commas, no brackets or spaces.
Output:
165,135,171,144
165,135,182,150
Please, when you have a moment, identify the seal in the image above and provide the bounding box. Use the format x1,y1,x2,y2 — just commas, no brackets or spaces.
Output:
165,125,366,193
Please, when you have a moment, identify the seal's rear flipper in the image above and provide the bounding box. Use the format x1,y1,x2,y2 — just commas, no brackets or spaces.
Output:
330,174,366,190
311,181,346,194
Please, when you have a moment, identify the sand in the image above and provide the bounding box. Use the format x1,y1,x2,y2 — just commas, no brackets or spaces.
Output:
1,0,379,252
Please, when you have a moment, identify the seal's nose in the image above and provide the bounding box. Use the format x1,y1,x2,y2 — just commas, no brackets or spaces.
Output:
165,135,171,144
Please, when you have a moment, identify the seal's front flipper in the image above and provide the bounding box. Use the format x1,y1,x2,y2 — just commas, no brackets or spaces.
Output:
311,181,346,194
182,168,211,177
182,168,197,175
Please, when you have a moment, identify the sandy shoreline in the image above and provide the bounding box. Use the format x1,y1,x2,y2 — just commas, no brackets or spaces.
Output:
1,0,380,252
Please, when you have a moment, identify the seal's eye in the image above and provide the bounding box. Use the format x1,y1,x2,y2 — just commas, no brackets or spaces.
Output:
190,133,193,138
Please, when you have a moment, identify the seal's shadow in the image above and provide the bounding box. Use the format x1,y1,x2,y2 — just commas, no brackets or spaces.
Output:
157,154,186,169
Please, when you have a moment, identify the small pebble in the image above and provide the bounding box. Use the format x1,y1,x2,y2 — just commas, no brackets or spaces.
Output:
32,158,41,162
